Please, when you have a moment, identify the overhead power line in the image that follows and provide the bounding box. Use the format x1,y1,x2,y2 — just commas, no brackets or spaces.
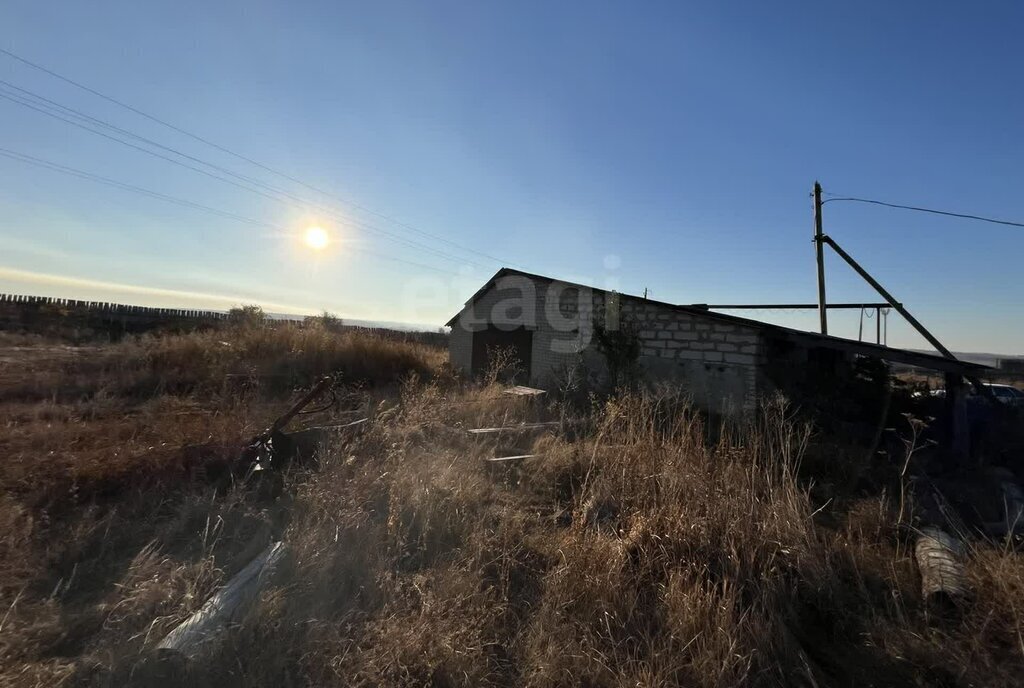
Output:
0,78,296,194
0,146,463,277
0,84,480,266
0,84,486,268
0,47,524,268
822,194,1024,229
0,146,273,227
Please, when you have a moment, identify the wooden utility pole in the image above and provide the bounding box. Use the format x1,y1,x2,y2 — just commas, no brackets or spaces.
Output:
813,181,828,334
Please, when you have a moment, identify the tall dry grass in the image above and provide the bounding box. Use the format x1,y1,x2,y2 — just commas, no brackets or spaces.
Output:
0,324,443,506
3,332,1024,687
0,328,445,687
0,322,444,403
129,386,1023,687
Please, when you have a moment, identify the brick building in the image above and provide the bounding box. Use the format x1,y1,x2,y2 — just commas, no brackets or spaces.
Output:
447,269,985,415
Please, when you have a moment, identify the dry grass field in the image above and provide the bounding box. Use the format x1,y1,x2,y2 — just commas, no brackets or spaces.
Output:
1,324,1023,687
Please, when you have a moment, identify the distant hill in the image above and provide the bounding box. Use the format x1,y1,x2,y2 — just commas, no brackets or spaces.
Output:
901,350,1019,370
267,312,443,333
911,351,1024,368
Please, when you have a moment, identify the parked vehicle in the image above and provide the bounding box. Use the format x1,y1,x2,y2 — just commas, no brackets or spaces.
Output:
913,384,1024,406
983,383,1024,407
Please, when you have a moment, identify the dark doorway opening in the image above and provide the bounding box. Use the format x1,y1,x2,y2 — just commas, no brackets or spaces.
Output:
471,326,533,382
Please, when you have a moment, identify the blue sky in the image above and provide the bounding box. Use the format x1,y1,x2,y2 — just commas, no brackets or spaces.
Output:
1,1,1021,353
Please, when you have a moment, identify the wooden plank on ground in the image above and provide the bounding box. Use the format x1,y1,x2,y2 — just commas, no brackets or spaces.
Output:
484,454,537,463
468,422,558,435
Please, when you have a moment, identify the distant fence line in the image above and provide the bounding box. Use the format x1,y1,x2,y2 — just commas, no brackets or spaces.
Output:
0,293,229,320
0,294,448,345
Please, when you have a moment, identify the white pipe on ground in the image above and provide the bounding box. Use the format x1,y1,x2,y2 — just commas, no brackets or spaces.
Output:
157,541,286,659
914,528,968,605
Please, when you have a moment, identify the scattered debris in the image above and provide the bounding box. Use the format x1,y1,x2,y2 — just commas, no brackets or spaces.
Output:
484,454,537,463
468,422,559,435
157,541,287,660
503,385,546,397
914,527,968,607
261,377,335,439
239,377,334,474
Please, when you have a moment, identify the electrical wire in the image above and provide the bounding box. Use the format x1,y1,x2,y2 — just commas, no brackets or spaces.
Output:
0,147,463,276
0,146,271,226
0,87,479,266
0,79,309,199
0,78,472,259
0,47,526,268
822,193,1024,229
0,86,487,267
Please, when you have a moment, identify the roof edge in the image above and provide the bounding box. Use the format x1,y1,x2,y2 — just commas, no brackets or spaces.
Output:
446,268,989,373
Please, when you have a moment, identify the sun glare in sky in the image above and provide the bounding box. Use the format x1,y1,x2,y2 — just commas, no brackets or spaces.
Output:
303,225,329,250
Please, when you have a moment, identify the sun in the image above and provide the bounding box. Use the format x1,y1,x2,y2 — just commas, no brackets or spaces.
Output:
303,226,329,250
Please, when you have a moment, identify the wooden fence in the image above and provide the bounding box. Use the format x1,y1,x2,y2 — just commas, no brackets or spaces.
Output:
0,293,228,321
0,293,449,345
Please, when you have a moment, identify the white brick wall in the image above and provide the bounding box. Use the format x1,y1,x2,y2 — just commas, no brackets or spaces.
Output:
623,299,762,413
449,276,764,413
448,274,586,381
449,322,473,373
